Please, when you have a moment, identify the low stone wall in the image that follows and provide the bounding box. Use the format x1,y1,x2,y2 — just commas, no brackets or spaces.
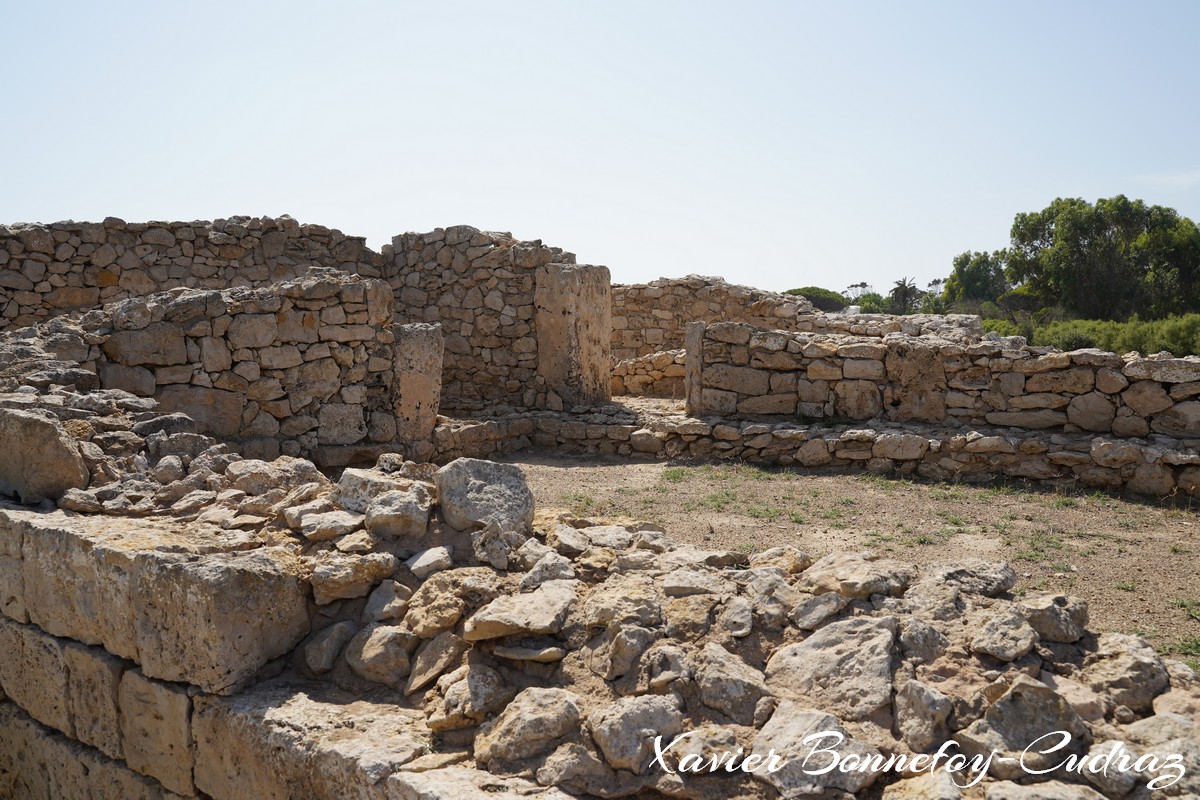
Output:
0,216,381,330
685,322,1200,441
431,403,1200,497
386,226,611,412
610,349,686,398
611,276,984,361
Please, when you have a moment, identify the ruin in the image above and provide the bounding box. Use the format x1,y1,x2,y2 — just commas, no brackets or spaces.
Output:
0,215,1198,799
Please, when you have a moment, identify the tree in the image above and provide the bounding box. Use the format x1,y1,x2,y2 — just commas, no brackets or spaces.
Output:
889,277,920,314
1005,196,1200,320
844,282,872,302
786,286,847,312
943,250,1009,305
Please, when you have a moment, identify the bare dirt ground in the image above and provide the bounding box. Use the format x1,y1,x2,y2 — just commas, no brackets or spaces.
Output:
504,452,1200,670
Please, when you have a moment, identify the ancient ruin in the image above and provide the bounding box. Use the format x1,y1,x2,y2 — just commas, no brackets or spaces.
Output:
0,215,1198,799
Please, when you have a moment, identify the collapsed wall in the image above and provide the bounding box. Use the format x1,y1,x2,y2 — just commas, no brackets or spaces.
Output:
611,276,982,362
0,216,381,330
2,457,1200,800
386,227,611,412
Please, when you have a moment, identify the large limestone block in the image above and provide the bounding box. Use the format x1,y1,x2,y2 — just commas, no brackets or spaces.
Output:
535,264,612,406
64,641,127,761
194,682,429,800
156,385,245,439
0,409,89,503
587,695,683,773
317,403,367,445
0,617,73,737
393,323,444,448
834,379,883,419
1124,356,1200,383
885,340,948,421
464,579,577,641
703,363,769,395
388,768,574,800
119,669,194,795
433,458,534,533
133,548,309,693
101,322,186,366
1151,401,1200,437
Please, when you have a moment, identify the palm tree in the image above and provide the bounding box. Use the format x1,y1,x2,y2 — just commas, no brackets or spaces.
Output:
889,277,920,314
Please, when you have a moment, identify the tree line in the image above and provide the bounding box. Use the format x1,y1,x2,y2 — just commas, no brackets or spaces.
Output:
787,195,1200,355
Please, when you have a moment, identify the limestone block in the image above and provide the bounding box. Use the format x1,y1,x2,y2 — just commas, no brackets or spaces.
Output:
703,363,770,395
0,617,73,737
98,363,156,396
0,703,166,800
535,264,612,406
119,669,194,795
226,313,278,349
834,380,882,419
1151,401,1200,437
393,323,444,445
64,641,127,761
133,548,310,693
156,385,245,439
101,322,186,366
1124,356,1200,383
0,409,89,504
316,403,366,445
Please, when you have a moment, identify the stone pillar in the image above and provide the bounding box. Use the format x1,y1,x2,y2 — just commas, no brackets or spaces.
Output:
684,322,706,415
393,323,444,461
534,264,612,408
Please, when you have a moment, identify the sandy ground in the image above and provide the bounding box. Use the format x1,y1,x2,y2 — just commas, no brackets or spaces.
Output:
503,452,1200,669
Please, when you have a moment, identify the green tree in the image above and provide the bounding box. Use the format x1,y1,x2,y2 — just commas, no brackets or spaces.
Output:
1006,195,1200,320
943,250,1009,304
889,277,920,314
786,286,847,312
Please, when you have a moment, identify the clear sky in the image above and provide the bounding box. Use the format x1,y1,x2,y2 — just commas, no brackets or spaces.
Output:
4,1,1200,295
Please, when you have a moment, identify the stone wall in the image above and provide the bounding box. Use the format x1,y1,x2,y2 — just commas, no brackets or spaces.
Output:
685,321,1200,441
8,270,444,464
610,349,686,398
611,276,984,361
385,226,611,412
0,216,381,330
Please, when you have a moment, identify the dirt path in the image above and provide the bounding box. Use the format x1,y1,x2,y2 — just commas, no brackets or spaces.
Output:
504,452,1200,669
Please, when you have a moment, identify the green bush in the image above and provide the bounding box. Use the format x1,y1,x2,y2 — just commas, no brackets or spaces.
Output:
983,314,1200,356
786,286,847,312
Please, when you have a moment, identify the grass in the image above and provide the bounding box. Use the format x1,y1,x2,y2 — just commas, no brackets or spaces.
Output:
745,503,785,522
1052,497,1078,509
1015,530,1067,563
561,491,595,514
661,467,688,482
1115,581,1136,592
700,490,737,512
1170,599,1200,622
1170,544,1191,554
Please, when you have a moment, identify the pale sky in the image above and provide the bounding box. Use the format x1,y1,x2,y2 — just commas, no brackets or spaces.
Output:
4,1,1199,295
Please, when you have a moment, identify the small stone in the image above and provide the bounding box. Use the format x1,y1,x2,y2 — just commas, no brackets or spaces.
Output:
300,510,364,542
405,546,453,579
304,621,357,675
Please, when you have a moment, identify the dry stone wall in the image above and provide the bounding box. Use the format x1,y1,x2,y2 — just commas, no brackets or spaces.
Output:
385,226,611,412
0,216,381,330
5,269,444,464
686,321,1200,439
611,276,982,362
611,349,686,398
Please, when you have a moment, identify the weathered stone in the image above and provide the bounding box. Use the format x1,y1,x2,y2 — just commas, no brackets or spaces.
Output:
405,631,468,695
1021,593,1088,642
317,403,366,445
0,409,88,503
434,458,534,533
1124,356,1200,383
765,615,896,722
1080,633,1169,710
344,623,413,687
692,641,770,724
119,669,194,795
464,579,576,641
970,605,1039,661
587,695,683,773
309,552,398,605
365,485,433,539
1151,401,1200,437
956,675,1091,781
751,703,881,796
797,551,916,598
405,546,453,579
1067,392,1115,431
401,568,498,638
156,384,245,438
102,322,186,366
1123,380,1174,415
303,620,357,675
300,509,364,541
474,687,582,765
